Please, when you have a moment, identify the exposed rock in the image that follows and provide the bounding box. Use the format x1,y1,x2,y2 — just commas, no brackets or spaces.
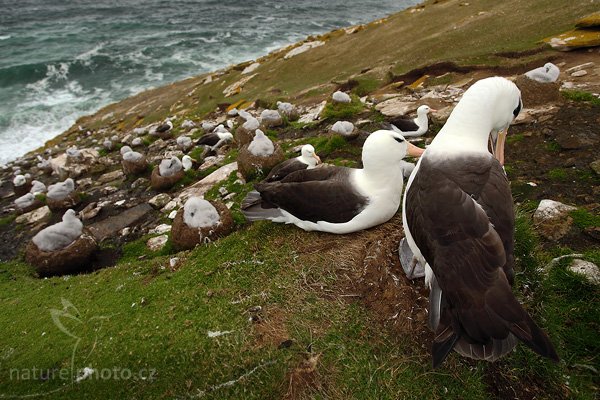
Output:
98,170,125,184
171,201,234,251
177,162,238,203
298,101,327,123
149,224,172,235
568,259,600,284
374,98,414,117
147,235,169,251
149,193,172,209
543,29,600,51
223,74,256,97
590,160,600,175
566,62,596,73
88,203,153,242
533,199,577,241
284,41,324,59
80,202,102,221
15,206,52,226
571,70,588,77
242,62,260,75
25,233,97,277
332,91,351,103
131,177,149,189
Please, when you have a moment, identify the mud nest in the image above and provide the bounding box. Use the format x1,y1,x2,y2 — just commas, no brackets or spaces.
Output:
514,75,562,107
150,166,185,191
122,156,148,176
25,232,98,277
237,143,286,181
46,193,81,212
170,201,234,251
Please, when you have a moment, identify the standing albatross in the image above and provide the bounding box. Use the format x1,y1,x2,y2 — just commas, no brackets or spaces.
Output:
403,77,558,367
242,130,423,234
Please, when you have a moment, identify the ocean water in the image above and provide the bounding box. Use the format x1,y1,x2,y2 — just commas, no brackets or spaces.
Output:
0,0,419,165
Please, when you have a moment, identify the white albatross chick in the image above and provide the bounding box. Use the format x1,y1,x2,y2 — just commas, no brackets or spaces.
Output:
32,209,83,252
47,178,75,200
29,180,46,194
176,136,193,151
13,174,27,187
525,62,560,83
248,129,274,157
15,193,36,210
159,157,183,177
183,197,220,228
182,155,194,171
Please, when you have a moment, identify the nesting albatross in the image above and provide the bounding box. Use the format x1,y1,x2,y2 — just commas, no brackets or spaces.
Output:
402,76,558,366
388,105,435,137
263,144,321,182
241,130,423,234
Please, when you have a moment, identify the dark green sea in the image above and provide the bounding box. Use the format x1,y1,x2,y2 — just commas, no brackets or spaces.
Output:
0,0,418,165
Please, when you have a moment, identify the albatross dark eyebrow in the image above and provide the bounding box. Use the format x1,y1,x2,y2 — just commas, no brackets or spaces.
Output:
394,136,405,144
513,99,522,117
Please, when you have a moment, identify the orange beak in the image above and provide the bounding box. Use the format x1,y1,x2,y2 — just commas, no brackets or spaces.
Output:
493,129,507,166
314,154,322,164
407,142,425,157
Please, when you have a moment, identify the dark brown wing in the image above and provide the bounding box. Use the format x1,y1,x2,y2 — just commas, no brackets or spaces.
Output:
263,158,308,182
406,154,558,367
196,133,220,146
254,166,368,223
390,116,419,132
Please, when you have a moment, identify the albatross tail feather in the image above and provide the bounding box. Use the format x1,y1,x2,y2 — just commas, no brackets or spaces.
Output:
241,191,284,222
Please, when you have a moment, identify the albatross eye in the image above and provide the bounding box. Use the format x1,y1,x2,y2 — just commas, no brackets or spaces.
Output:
394,137,405,144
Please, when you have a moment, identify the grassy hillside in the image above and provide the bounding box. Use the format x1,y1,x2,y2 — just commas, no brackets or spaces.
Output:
2,0,599,399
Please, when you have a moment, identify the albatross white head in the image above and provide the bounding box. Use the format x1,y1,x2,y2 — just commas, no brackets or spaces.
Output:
428,76,522,165
362,130,424,177
299,144,321,167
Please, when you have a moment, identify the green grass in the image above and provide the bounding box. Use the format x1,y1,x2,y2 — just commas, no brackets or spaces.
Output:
570,208,600,230
301,135,356,158
0,214,16,227
561,90,600,106
545,140,561,152
548,168,568,181
320,95,364,121
350,76,381,97
506,133,525,144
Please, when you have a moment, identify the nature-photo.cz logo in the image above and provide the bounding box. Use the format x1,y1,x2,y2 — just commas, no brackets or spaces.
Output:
1,298,156,398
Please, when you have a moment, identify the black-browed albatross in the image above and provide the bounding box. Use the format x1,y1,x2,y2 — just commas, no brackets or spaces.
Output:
241,130,423,234
402,76,558,367
263,144,321,182
388,105,435,137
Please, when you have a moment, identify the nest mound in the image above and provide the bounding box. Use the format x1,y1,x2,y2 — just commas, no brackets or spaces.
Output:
237,143,285,180
514,75,562,107
150,166,185,191
46,193,81,212
171,201,234,251
25,232,97,277
122,156,148,176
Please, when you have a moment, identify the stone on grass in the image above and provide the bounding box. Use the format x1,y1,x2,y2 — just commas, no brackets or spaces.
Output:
15,206,52,226
147,235,169,251
149,193,172,209
568,259,600,284
533,199,577,241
